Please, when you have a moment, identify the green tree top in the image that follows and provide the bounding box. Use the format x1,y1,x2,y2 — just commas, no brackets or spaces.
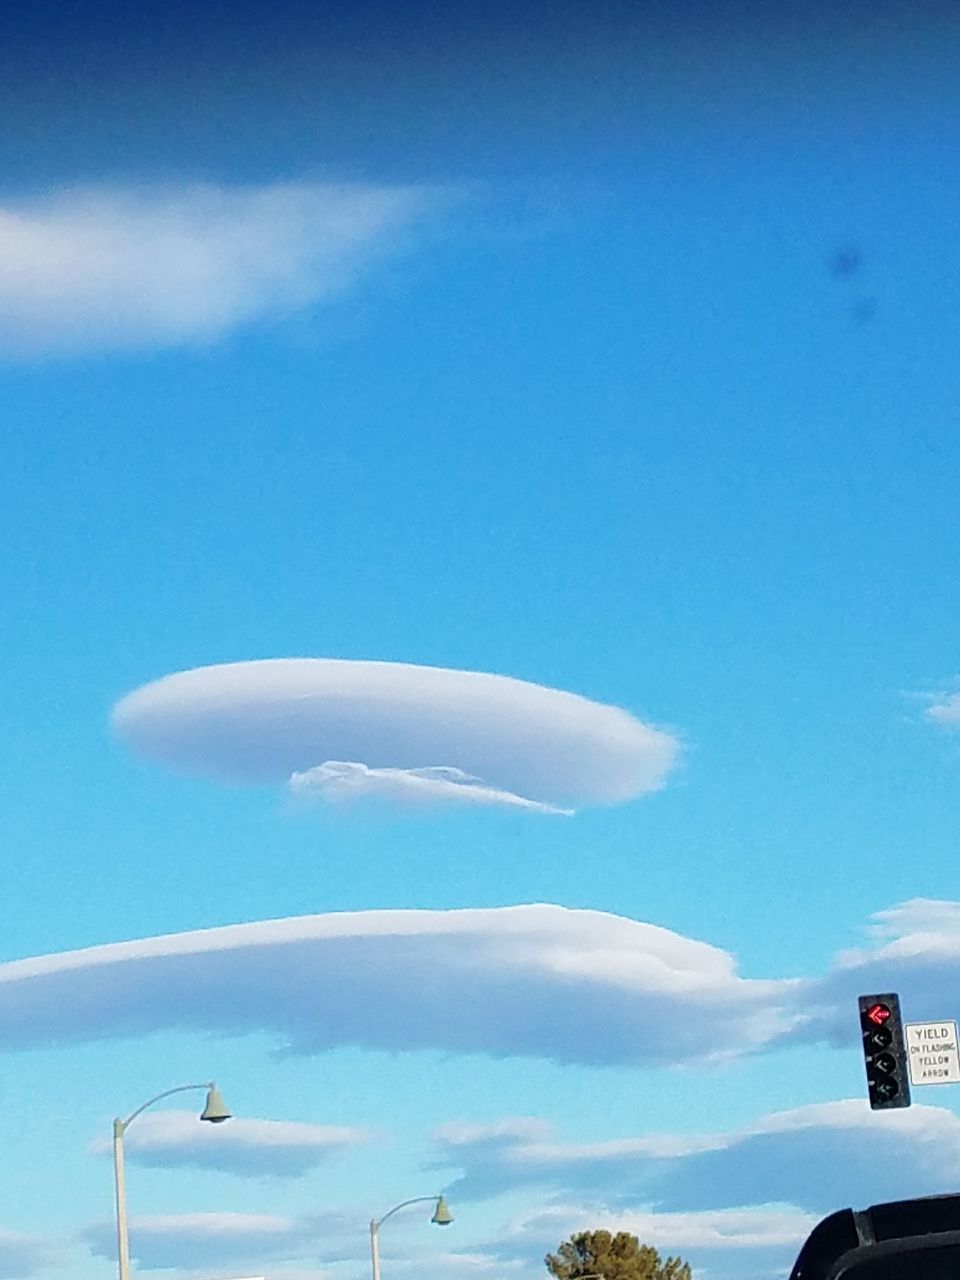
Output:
545,1229,691,1280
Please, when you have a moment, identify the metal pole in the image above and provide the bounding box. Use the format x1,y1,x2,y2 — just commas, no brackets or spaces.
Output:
370,1218,381,1280
111,1083,224,1280
113,1118,131,1280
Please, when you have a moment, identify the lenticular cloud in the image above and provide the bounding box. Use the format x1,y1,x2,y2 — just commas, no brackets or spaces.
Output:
112,659,679,812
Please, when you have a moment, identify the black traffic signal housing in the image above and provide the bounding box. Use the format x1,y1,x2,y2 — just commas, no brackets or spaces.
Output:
858,993,911,1110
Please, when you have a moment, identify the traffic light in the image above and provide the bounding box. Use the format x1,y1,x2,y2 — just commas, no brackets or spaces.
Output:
858,993,911,1110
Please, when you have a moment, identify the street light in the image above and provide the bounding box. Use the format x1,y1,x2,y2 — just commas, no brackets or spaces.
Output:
112,1082,231,1280
369,1195,453,1280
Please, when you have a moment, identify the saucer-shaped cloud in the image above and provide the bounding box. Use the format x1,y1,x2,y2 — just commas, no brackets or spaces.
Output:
112,659,680,812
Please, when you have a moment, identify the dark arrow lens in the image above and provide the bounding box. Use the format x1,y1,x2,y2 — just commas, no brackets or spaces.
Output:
871,1077,900,1101
873,1052,898,1075
866,1027,893,1051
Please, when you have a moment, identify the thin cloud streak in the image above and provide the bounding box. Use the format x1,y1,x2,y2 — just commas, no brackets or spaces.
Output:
0,181,436,356
289,762,573,814
92,1111,372,1178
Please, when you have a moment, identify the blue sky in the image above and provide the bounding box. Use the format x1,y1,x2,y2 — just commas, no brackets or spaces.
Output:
2,2,960,1278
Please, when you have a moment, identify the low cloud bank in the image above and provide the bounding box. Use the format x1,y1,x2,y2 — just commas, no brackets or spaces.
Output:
436,1099,960,1213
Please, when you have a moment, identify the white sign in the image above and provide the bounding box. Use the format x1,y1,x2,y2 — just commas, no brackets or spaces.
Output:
905,1020,960,1085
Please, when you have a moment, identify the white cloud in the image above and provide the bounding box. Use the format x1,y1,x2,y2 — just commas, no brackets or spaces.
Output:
112,658,681,813
0,903,793,1065
93,1110,371,1178
289,761,573,814
0,181,434,356
2,898,958,1069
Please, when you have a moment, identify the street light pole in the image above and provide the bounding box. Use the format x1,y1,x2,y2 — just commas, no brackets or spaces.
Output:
113,1117,130,1280
370,1214,382,1280
369,1195,453,1280
112,1082,231,1280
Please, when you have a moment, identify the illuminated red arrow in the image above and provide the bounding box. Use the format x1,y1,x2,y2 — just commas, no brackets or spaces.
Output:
867,1003,891,1025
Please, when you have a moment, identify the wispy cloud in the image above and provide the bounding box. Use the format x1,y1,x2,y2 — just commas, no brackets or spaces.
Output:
925,690,960,726
112,658,681,813
289,762,573,814
92,1111,371,1178
0,181,435,356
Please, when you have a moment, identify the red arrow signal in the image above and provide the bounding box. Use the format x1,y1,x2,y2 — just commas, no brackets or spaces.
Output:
867,1003,891,1026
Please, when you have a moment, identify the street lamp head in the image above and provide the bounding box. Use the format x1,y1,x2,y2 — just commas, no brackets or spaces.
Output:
431,1196,454,1227
199,1085,232,1124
